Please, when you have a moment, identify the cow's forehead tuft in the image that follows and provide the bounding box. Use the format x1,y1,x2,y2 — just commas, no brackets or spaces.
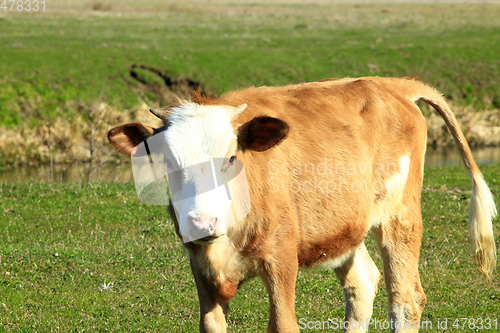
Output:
165,103,238,166
169,102,232,121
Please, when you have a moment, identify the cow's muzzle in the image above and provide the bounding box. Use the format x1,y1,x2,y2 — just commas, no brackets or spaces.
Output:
185,216,225,244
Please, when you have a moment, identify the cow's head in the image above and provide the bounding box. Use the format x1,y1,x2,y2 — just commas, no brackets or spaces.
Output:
108,100,289,244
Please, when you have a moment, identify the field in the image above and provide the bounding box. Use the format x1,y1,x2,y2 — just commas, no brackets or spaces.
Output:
0,1,500,166
1,1,500,332
0,165,499,331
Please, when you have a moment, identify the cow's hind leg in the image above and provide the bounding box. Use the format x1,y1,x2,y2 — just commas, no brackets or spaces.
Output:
334,243,381,333
372,214,426,333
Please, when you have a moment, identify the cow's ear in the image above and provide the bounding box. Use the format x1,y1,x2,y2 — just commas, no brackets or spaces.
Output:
237,116,289,152
108,123,155,156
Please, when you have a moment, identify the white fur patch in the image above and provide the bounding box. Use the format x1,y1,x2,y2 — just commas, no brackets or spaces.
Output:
315,250,354,270
164,103,251,243
370,155,411,228
385,155,411,198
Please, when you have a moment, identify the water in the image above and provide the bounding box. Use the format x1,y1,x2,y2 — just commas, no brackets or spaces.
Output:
1,147,500,184
424,146,500,167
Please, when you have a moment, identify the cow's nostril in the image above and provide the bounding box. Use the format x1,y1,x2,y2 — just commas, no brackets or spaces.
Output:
191,216,218,231
186,216,224,243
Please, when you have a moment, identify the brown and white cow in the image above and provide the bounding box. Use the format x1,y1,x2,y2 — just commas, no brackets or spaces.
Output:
108,77,497,333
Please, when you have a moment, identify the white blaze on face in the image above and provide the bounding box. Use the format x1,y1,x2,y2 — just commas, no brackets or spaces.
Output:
164,103,251,243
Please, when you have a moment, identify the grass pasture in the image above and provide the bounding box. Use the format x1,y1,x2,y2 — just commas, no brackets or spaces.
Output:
0,165,499,332
0,1,500,165
2,0,500,116
1,1,500,332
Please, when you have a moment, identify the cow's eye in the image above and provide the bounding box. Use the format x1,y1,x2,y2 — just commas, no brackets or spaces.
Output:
221,155,237,172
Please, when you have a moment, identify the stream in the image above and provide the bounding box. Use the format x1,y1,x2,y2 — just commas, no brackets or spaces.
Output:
1,147,500,184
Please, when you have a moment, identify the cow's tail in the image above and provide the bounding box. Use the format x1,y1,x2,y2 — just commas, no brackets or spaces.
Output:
410,81,497,279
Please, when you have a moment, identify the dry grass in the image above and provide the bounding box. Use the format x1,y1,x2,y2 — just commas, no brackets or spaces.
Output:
90,0,112,11
425,105,500,147
2,100,497,167
0,103,162,167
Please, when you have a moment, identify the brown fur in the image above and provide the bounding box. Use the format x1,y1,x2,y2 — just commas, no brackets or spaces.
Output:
107,123,155,155
108,77,496,333
217,281,238,303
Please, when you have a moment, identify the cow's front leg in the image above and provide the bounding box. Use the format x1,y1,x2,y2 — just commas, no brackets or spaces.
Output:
190,259,229,333
261,252,300,333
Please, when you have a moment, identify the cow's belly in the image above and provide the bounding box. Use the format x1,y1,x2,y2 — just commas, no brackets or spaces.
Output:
297,216,370,268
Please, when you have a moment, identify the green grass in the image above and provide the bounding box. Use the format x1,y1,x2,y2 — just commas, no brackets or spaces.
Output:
1,1,500,331
1,165,499,331
1,1,500,167
1,1,500,129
